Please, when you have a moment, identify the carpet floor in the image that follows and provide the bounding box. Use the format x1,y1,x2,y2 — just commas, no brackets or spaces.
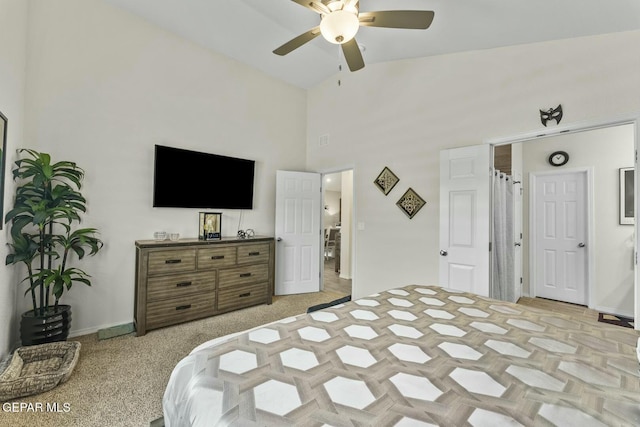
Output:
0,290,345,427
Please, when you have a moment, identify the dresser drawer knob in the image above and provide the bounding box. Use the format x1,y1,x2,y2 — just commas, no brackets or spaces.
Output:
239,292,251,298
175,304,192,311
176,281,192,288
248,252,260,256
211,255,225,260
239,273,252,278
165,259,182,264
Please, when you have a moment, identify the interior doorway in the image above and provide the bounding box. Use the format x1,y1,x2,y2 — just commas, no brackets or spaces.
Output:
492,122,635,318
322,170,353,297
530,169,589,305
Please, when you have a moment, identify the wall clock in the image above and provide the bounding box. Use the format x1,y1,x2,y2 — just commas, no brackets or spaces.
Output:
548,151,569,167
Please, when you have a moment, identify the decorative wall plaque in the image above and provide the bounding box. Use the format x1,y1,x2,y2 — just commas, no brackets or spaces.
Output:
540,104,563,127
374,167,399,195
396,188,426,219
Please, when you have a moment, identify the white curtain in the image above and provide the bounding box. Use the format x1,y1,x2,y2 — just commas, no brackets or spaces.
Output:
492,170,515,302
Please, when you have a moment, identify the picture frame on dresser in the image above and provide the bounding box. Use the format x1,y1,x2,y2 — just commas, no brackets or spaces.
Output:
199,212,222,240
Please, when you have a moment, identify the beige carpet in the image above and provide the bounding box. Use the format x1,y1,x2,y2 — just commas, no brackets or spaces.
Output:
0,291,345,427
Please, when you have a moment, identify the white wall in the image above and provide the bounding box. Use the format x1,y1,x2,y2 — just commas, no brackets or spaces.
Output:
521,124,635,315
0,0,28,357
18,0,307,336
306,30,640,301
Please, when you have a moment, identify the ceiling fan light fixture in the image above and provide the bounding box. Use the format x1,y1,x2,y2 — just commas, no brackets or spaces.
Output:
320,10,359,44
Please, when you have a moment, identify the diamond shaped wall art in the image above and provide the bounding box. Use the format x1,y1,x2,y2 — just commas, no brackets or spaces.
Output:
396,188,426,219
374,167,399,195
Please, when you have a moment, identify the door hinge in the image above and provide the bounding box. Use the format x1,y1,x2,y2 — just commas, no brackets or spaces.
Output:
520,277,523,284
489,242,492,251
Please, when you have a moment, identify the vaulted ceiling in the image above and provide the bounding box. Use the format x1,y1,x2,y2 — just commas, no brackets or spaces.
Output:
102,0,640,88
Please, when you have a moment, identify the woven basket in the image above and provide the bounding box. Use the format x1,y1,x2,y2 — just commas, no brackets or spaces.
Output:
0,341,81,401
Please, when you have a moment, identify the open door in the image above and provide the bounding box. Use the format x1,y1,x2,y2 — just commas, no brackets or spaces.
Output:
439,145,491,296
275,170,322,295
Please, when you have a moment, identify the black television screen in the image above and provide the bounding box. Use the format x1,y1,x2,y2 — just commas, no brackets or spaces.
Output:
153,145,255,209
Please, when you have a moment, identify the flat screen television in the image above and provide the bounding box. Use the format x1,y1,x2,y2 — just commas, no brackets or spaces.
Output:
153,145,255,209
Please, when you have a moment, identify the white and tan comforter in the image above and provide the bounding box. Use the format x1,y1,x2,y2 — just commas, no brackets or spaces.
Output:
163,285,640,426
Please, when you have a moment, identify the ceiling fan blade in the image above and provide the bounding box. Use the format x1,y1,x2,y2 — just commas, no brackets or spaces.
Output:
273,27,321,56
341,39,364,72
290,0,330,15
343,0,359,9
359,10,435,29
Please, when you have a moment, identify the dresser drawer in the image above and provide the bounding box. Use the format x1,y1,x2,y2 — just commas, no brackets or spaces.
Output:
218,283,268,312
197,247,237,270
237,243,271,265
218,264,268,288
147,271,216,302
148,249,196,276
146,293,216,330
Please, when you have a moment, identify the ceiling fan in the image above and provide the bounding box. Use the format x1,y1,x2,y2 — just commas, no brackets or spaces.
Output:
273,0,435,72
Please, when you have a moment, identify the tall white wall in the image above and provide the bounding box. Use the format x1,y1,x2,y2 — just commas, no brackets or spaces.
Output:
19,0,307,336
306,30,640,302
0,0,28,357
521,124,635,315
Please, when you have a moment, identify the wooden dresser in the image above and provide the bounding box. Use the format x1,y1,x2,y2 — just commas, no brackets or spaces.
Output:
134,236,275,336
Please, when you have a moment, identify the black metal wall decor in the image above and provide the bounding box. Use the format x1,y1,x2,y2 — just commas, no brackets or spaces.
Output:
396,188,426,219
374,166,400,195
540,104,563,127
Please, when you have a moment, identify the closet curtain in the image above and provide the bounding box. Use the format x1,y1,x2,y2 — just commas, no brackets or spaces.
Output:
492,170,515,302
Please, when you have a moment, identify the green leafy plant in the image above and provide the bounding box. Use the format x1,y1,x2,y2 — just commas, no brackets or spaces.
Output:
4,149,103,316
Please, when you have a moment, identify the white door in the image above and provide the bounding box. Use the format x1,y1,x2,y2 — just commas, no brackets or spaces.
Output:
275,170,322,295
439,145,491,296
531,170,588,305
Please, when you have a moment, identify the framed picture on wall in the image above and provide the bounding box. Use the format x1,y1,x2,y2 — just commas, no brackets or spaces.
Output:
619,167,634,225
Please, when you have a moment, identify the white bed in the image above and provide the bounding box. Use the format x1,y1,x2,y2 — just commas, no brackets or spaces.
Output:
163,285,640,426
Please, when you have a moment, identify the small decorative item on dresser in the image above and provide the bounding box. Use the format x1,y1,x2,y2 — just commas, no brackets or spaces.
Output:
169,233,180,241
199,212,222,240
154,231,167,241
238,229,256,239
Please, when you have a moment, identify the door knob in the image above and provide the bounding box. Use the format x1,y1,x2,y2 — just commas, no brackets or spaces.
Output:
277,237,283,242
578,242,585,248
514,242,521,247
440,250,448,256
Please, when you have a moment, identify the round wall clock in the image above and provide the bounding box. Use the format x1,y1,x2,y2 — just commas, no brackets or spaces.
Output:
548,151,569,167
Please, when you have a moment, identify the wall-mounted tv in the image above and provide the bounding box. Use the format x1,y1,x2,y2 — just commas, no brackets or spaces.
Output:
153,145,255,209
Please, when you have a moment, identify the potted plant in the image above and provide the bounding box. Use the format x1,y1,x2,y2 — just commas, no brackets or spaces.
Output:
4,149,103,346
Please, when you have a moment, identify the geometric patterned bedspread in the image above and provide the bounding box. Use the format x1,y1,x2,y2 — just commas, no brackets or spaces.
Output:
163,285,640,426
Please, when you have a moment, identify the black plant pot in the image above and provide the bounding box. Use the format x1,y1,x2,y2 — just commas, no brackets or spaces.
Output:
20,305,72,346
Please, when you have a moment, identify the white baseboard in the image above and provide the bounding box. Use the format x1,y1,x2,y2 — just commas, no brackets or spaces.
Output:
69,320,136,339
